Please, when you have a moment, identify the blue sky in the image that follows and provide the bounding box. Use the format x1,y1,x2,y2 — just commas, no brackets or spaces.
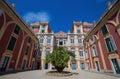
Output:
10,0,113,33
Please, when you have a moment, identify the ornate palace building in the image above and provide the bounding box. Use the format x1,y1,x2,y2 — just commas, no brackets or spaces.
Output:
83,0,120,74
30,21,92,70
0,0,39,71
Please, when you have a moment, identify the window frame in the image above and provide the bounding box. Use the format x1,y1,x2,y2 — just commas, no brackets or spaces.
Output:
105,35,117,53
7,36,17,51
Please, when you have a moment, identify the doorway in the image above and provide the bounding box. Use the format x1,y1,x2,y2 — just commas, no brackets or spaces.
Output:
0,56,10,71
95,61,100,71
72,62,76,70
111,59,120,74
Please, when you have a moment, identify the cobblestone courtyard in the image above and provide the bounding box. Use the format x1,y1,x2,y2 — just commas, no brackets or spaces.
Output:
0,70,120,79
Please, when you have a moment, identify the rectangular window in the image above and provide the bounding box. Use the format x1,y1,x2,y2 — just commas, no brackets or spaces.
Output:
42,25,46,28
7,36,16,51
92,45,98,57
78,37,82,43
77,30,80,33
101,25,108,35
28,37,31,43
41,30,45,33
105,35,117,52
47,37,51,44
79,50,83,57
70,37,74,44
25,46,29,55
14,25,20,35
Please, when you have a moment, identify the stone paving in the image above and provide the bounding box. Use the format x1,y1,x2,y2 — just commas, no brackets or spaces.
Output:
0,70,120,79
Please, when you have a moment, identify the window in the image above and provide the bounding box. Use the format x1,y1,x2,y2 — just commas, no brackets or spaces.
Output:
47,36,51,44
85,51,88,59
76,25,79,28
71,48,75,53
32,27,34,30
25,46,29,55
7,36,16,51
105,35,117,52
41,30,45,33
77,30,80,33
42,24,46,28
70,36,74,44
79,48,83,57
39,36,44,44
89,36,95,44
38,48,42,56
14,25,20,35
92,45,98,57
0,9,3,16
101,25,108,35
28,37,31,43
78,37,82,44
64,40,66,45
46,48,50,55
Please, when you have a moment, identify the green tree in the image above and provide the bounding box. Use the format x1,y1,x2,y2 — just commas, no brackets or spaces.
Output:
46,47,75,72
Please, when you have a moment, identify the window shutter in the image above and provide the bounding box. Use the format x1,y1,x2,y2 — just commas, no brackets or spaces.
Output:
105,38,112,52
94,45,98,56
110,35,117,51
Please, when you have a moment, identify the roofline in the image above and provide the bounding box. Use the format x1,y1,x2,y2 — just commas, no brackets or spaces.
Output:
2,0,38,42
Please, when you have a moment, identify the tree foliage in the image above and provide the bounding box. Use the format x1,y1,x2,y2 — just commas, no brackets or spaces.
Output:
46,47,75,72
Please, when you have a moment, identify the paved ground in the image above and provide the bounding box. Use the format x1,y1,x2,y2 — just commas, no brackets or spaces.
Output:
0,70,120,79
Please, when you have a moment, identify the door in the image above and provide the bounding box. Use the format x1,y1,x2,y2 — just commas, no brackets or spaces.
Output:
22,60,26,70
37,62,40,69
81,63,85,70
111,59,120,74
72,63,76,70
44,63,48,69
0,56,10,71
95,61,100,71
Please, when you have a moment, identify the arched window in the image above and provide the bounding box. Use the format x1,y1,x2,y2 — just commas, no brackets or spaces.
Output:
46,48,50,55
47,36,51,44
78,36,82,44
71,48,75,53
70,36,74,44
39,36,44,44
79,48,83,57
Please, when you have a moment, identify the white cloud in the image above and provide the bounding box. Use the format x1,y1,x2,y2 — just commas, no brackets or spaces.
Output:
23,12,51,23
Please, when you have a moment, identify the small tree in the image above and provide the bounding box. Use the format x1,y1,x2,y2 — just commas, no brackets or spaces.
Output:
46,47,75,72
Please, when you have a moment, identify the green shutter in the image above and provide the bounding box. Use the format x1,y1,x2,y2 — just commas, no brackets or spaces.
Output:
14,25,20,34
105,38,112,52
101,25,108,35
7,37,16,51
